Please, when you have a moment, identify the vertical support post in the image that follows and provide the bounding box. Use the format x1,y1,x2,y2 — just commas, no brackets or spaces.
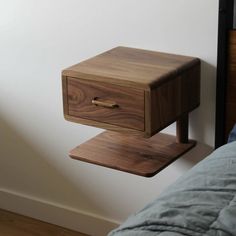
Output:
176,114,189,143
215,0,234,148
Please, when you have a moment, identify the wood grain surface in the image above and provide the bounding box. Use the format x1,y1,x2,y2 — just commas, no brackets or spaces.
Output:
147,64,200,136
62,46,200,89
67,77,144,131
0,209,88,236
63,47,200,176
69,131,196,177
225,30,236,139
62,47,200,137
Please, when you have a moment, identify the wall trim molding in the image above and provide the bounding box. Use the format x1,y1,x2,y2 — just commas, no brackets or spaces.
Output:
0,188,119,236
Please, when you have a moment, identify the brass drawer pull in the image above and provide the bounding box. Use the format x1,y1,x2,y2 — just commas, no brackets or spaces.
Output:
92,97,118,108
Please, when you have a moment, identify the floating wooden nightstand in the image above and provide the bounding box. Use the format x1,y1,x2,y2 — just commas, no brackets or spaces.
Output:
62,46,200,177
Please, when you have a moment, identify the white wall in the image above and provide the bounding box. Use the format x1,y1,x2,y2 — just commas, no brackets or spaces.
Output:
0,0,218,235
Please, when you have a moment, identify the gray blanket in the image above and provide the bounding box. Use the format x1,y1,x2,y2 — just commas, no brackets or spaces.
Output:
109,142,236,236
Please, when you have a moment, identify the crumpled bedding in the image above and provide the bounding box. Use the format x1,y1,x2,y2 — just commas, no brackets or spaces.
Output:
228,124,236,143
108,142,236,236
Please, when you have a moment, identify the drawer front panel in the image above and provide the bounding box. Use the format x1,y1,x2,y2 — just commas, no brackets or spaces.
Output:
67,77,145,131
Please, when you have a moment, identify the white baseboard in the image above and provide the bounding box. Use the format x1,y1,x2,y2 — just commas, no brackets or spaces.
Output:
0,188,119,236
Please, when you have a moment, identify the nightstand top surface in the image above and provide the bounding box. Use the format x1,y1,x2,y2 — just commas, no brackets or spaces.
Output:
63,46,199,89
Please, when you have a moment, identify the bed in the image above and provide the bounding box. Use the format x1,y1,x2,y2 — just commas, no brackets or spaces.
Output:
109,137,236,236
109,1,236,235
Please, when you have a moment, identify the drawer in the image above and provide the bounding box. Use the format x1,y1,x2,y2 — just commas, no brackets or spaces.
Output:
66,77,145,131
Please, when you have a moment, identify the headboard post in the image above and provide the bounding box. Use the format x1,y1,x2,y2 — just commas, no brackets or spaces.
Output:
215,0,234,148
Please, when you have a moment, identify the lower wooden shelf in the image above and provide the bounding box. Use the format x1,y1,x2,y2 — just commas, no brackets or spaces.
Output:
69,131,196,177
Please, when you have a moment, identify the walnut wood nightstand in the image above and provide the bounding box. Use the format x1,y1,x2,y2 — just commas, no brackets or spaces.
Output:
62,46,200,177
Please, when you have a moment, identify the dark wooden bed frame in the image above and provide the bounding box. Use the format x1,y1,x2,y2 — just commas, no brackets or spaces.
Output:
215,0,236,148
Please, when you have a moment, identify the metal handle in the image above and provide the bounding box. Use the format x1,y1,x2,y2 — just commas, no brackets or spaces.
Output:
92,97,118,108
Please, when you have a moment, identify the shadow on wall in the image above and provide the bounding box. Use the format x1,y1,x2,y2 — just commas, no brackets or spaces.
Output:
190,61,216,146
0,116,105,216
0,103,214,226
177,142,213,169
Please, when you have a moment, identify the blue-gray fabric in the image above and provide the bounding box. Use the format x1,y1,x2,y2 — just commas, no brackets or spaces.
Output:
108,142,236,236
228,124,236,143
